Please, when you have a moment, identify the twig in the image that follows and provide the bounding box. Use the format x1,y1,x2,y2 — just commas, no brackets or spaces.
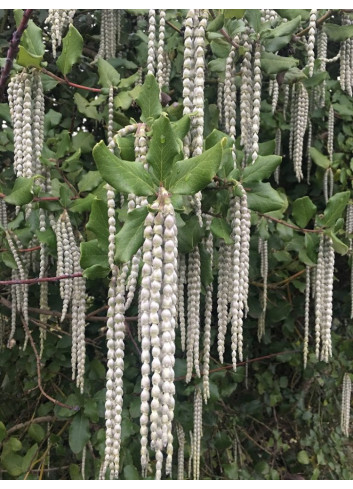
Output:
20,316,78,410
0,9,34,101
251,269,306,289
7,416,60,435
0,245,41,253
0,273,82,286
296,9,334,37
175,350,300,381
209,9,239,49
41,67,102,93
258,212,322,234
165,19,182,35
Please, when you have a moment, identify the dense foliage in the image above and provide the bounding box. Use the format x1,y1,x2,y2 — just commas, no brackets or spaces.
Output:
0,8,353,480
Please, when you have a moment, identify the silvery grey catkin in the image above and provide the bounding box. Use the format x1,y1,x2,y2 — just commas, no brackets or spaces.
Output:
45,9,76,57
341,372,352,437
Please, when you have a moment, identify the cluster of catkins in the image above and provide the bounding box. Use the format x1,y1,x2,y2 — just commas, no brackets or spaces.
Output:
7,69,46,183
45,9,76,57
97,10,121,60
147,10,171,91
55,210,86,393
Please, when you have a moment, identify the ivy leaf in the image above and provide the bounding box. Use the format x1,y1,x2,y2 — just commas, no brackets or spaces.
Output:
247,182,285,213
69,414,90,454
147,114,181,183
261,52,299,74
242,155,281,184
78,171,102,193
292,196,317,228
244,10,262,33
5,177,34,206
98,58,120,87
324,23,353,42
322,191,350,228
210,217,233,244
57,25,83,75
86,199,109,250
136,74,162,123
168,139,225,194
93,140,156,196
115,207,148,264
309,147,331,169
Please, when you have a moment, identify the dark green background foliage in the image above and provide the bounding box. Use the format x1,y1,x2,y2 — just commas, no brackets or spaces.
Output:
0,8,353,480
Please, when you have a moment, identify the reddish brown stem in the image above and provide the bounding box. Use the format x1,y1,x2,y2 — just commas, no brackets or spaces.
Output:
0,245,41,253
42,67,102,93
0,273,82,286
258,212,322,234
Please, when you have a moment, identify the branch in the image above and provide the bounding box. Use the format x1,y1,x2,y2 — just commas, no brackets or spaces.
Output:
0,245,41,253
258,212,322,234
175,350,300,381
41,67,102,93
209,9,239,49
296,9,334,37
0,273,82,286
251,269,306,289
7,416,61,435
0,9,34,101
21,316,79,410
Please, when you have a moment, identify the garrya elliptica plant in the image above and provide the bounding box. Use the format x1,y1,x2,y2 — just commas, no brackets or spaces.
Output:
1,8,353,481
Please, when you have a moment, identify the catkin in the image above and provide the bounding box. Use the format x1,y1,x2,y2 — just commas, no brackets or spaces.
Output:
341,372,352,437
193,388,202,480
45,9,76,57
186,247,201,382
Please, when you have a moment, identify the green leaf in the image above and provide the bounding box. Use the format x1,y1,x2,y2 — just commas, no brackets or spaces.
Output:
309,147,331,169
74,93,101,120
322,191,350,228
5,177,33,206
297,450,310,465
136,74,162,123
17,45,43,68
69,414,90,454
171,115,191,141
93,141,156,196
22,444,38,472
98,58,120,87
276,9,310,21
264,35,292,53
80,239,109,274
14,10,44,67
210,217,233,244
244,10,262,33
328,231,348,255
323,23,353,42
114,91,132,110
69,464,82,480
69,194,95,212
123,465,141,480
247,182,285,213
147,114,181,183
78,171,103,193
207,13,224,31
242,155,281,184
86,199,109,249
266,15,301,38
200,244,213,289
28,424,45,442
0,103,11,123
57,25,83,75
292,196,317,228
178,216,204,253
224,9,245,19
261,52,299,74
168,139,224,194
115,207,148,264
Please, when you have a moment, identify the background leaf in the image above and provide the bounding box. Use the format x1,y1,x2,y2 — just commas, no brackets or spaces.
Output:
57,25,83,75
